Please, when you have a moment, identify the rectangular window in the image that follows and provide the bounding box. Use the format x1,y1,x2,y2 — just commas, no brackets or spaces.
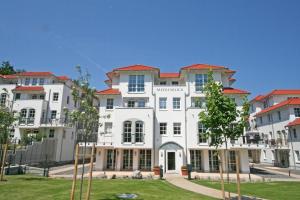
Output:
159,98,167,109
160,81,167,85
209,150,219,172
32,78,38,85
127,100,135,108
295,151,300,162
128,75,144,92
49,129,55,138
15,93,21,100
32,94,37,99
39,78,45,85
259,117,263,124
198,122,207,143
139,149,151,171
190,150,202,171
191,97,205,108
67,96,70,104
277,111,281,121
0,93,7,106
122,149,133,170
53,92,59,101
173,97,181,109
123,121,132,143
228,151,236,172
135,121,144,143
171,81,178,85
104,122,112,135
137,99,146,107
159,123,167,135
293,129,297,139
106,149,116,169
294,108,300,117
173,123,181,135
268,114,272,123
50,110,57,119
106,98,114,109
39,94,45,100
195,74,208,92
25,78,30,85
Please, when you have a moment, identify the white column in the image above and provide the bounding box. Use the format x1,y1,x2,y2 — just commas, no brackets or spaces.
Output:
133,149,139,170
239,149,250,173
203,150,210,172
116,149,122,171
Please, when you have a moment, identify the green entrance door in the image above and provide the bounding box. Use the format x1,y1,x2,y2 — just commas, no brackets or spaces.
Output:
167,152,176,171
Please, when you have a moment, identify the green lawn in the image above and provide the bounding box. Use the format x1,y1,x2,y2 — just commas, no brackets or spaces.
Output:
0,175,215,200
192,179,300,200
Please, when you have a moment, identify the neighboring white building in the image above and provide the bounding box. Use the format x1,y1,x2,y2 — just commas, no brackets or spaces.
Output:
94,64,251,174
0,72,77,162
248,90,300,169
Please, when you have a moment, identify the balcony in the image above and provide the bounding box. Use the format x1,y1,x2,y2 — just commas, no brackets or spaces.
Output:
19,117,35,126
40,118,73,128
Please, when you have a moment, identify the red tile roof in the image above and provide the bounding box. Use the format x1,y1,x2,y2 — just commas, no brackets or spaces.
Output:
96,88,121,95
181,64,225,70
262,90,300,100
229,78,236,82
256,98,300,116
286,118,300,127
250,95,265,102
287,118,300,126
113,65,159,72
57,76,69,81
225,69,236,74
13,86,44,92
223,87,250,94
160,73,180,78
0,74,17,79
16,72,54,76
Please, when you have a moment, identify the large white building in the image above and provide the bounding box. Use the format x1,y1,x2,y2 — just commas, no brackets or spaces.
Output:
94,64,251,174
0,72,77,162
248,90,300,169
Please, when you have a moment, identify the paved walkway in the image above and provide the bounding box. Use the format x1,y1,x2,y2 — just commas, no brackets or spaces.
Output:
165,174,237,199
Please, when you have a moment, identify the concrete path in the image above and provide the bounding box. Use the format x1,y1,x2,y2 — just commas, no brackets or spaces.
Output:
165,174,237,199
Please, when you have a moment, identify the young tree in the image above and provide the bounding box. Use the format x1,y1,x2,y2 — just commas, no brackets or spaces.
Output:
0,90,16,181
199,71,249,199
70,66,99,200
0,61,15,75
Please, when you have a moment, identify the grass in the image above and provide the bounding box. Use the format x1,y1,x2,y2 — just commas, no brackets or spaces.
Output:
192,179,300,200
0,175,215,200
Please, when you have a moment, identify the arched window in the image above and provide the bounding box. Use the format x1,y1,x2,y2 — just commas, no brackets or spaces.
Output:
135,121,144,143
123,121,132,143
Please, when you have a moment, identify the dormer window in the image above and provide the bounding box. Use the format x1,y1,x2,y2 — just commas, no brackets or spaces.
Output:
128,75,144,92
195,74,208,92
25,78,30,85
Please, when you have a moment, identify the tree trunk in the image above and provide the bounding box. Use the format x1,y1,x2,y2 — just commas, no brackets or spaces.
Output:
85,144,95,200
224,137,231,199
0,143,8,181
218,150,226,200
70,144,79,200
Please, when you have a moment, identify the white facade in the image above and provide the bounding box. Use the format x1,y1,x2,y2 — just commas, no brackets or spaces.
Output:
0,73,77,162
248,90,300,169
95,64,251,174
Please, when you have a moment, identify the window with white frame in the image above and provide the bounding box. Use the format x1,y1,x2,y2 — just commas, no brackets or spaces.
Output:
28,109,35,124
195,74,208,92
191,97,205,108
39,78,45,85
173,97,180,109
295,151,300,162
15,93,21,100
160,81,167,85
135,121,144,143
106,98,114,109
128,75,144,92
53,92,59,101
0,93,7,106
159,98,167,109
173,123,181,135
104,122,112,135
277,111,281,121
171,81,178,85
190,150,202,171
139,149,151,171
294,108,300,117
32,78,38,85
25,78,30,85
50,110,57,119
137,99,146,107
127,100,135,108
123,121,132,143
198,122,207,143
159,123,167,135
122,149,133,170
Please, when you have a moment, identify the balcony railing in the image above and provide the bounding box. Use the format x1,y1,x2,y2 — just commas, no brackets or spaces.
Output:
77,133,98,143
40,118,73,127
19,117,35,126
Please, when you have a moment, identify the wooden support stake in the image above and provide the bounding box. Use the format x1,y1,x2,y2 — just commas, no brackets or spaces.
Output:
218,151,226,200
70,144,79,200
0,143,8,181
235,150,241,200
85,144,95,200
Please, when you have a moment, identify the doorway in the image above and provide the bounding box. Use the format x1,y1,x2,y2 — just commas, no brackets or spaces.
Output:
167,152,176,171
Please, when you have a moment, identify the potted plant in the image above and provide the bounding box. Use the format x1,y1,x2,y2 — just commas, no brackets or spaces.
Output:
153,166,160,175
181,166,188,176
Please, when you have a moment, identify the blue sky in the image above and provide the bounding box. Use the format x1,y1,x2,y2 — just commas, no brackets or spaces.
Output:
1,0,300,97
